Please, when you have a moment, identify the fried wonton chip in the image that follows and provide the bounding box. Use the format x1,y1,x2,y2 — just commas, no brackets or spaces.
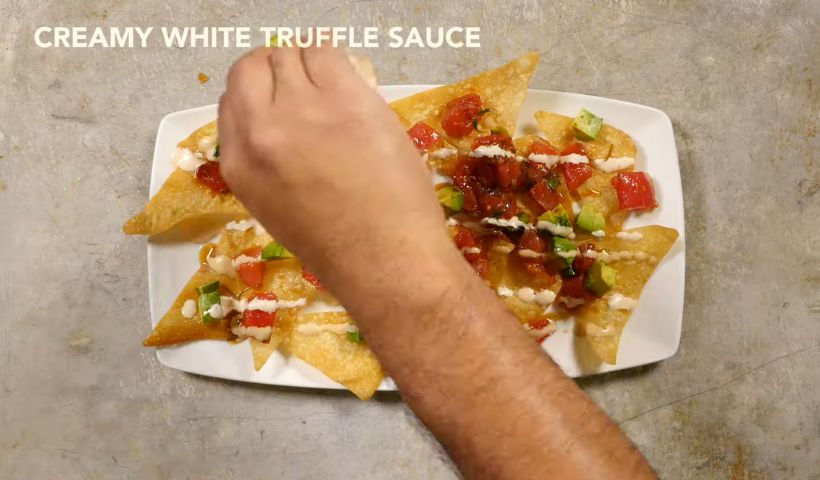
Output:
144,226,317,372
144,267,240,346
391,52,539,150
533,112,638,230
123,121,248,240
575,225,679,364
284,312,384,400
487,242,563,326
533,111,636,161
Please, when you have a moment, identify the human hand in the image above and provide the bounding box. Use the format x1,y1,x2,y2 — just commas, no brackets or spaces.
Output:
217,46,458,295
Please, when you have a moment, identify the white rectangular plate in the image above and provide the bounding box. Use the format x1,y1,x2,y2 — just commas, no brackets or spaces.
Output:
147,87,685,391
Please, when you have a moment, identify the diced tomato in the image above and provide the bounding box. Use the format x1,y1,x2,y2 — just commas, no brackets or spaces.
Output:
527,317,556,342
453,155,479,179
453,226,479,250
195,161,229,194
528,179,562,211
236,246,265,289
237,263,265,289
519,229,547,253
523,161,549,188
441,94,483,138
572,243,596,274
242,292,278,328
559,275,593,303
470,256,491,280
473,163,497,188
496,159,523,192
479,192,505,217
529,141,561,156
501,194,521,218
407,122,442,151
562,162,593,191
471,133,515,152
611,172,659,211
302,267,323,289
460,184,479,212
561,143,586,156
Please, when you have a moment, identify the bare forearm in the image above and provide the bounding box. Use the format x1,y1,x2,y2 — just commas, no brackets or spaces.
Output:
329,249,656,479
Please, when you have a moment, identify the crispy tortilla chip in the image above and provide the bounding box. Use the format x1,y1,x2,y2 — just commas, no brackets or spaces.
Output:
533,111,636,160
285,312,384,400
145,227,317,347
533,113,638,231
487,239,562,325
575,225,679,364
144,267,241,346
123,121,248,240
391,52,539,150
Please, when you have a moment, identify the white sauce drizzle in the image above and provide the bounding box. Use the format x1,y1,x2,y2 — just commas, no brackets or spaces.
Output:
470,145,515,158
607,293,638,311
527,153,560,168
616,231,644,241
560,153,589,165
593,156,635,172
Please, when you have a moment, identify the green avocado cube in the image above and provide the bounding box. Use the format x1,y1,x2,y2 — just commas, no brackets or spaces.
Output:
261,241,294,260
538,205,571,227
198,291,221,324
437,186,464,212
572,108,603,141
196,280,220,295
553,236,577,266
584,260,617,296
576,205,606,232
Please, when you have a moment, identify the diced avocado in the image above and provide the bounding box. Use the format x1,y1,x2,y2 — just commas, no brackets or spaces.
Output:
261,241,294,260
196,280,220,295
538,205,571,227
517,212,531,223
437,186,464,212
572,108,604,141
576,205,605,233
584,261,617,296
346,330,362,343
198,290,221,324
553,236,577,266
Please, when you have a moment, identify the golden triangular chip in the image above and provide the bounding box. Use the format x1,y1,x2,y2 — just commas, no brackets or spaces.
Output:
144,227,317,348
534,111,636,161
391,52,539,150
575,225,679,364
534,111,638,230
123,121,248,240
284,311,383,400
143,267,240,346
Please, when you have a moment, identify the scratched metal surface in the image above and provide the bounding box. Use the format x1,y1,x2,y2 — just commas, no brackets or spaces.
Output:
1,0,818,478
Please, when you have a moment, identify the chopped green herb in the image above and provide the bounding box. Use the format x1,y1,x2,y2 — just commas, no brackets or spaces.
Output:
213,144,220,158
472,118,480,130
267,34,280,48
477,108,491,116
561,265,577,278
347,330,362,343
517,212,531,223
547,174,560,191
